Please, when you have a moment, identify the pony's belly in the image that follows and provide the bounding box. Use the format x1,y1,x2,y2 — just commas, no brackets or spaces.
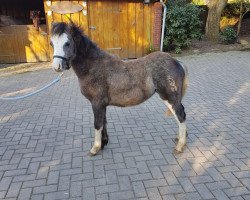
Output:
109,88,154,107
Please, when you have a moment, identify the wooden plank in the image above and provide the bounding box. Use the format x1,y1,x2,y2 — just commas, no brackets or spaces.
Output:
143,4,151,55
71,1,80,26
110,1,121,57
44,0,53,60
39,25,50,61
0,27,16,63
52,0,62,23
30,25,49,62
89,1,102,47
57,0,73,24
61,13,71,23
79,0,89,36
127,2,136,58
51,0,62,60
101,1,110,52
16,26,27,62
107,1,114,53
96,1,105,50
119,1,128,59
135,3,144,58
12,26,21,63
25,26,39,62
88,1,96,43
10,25,50,63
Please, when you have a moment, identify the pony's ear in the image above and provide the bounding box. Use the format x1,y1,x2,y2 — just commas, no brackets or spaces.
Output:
51,22,61,35
51,21,59,28
51,22,67,35
69,23,83,45
68,23,90,55
69,23,79,37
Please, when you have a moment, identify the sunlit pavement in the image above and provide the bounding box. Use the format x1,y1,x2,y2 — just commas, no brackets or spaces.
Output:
0,51,249,200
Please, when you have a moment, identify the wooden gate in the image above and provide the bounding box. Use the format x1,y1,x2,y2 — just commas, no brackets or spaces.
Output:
88,0,153,58
43,0,154,59
0,25,50,63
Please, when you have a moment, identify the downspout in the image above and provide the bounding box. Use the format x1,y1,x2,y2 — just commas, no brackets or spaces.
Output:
159,0,167,52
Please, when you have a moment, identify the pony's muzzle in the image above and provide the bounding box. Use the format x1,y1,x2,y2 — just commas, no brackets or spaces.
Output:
52,58,68,72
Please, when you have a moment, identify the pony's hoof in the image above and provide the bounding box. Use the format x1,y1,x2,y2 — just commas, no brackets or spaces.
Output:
173,143,187,155
88,151,98,156
101,143,108,150
173,148,182,155
165,109,173,116
101,139,109,150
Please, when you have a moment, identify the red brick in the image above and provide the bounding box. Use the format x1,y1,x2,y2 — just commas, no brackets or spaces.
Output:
153,2,163,51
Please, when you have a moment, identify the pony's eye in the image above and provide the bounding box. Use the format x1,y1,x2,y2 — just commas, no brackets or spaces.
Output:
50,41,53,47
65,42,70,47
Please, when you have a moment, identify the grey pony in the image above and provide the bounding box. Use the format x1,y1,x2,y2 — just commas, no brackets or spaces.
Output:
50,22,188,156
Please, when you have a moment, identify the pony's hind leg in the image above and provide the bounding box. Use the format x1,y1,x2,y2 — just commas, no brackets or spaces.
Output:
165,101,187,154
101,114,109,149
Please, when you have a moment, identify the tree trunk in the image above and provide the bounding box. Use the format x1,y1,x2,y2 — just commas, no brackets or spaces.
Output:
205,0,228,41
237,1,243,37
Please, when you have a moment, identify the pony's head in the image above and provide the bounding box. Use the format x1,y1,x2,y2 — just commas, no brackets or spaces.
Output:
50,22,83,72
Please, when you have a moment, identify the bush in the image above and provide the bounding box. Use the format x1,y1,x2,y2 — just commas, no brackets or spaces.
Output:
164,0,203,53
219,26,237,44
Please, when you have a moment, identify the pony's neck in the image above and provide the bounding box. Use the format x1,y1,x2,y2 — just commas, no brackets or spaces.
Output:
71,35,109,76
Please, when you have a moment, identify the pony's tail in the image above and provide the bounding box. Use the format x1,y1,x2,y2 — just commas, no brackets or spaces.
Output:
181,63,189,99
165,61,188,116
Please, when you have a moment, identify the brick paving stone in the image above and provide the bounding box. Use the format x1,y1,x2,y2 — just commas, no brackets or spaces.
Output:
109,190,135,200
222,172,244,187
230,197,245,200
175,192,202,200
241,178,250,190
0,191,6,199
105,170,118,184
5,182,22,198
22,179,46,188
0,176,12,191
195,183,215,199
243,194,250,200
178,177,196,192
162,194,176,200
33,185,58,194
224,187,250,197
144,179,168,188
206,180,231,191
47,171,60,185
159,185,184,195
17,188,32,200
132,181,147,198
118,175,132,190
95,183,120,194
30,194,44,200
44,191,69,200
212,189,230,200
0,51,250,199
147,187,162,200
70,181,82,197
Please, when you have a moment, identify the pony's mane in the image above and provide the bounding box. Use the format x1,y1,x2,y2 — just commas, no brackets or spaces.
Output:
51,22,86,39
51,22,103,59
51,22,68,36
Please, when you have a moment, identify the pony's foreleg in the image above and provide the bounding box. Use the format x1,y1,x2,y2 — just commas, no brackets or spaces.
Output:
165,101,187,154
89,104,106,156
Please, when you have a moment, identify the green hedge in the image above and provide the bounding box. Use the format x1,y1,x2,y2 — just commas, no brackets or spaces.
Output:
164,1,203,53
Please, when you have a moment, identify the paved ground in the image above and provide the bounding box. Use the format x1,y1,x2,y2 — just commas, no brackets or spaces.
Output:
0,51,249,200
